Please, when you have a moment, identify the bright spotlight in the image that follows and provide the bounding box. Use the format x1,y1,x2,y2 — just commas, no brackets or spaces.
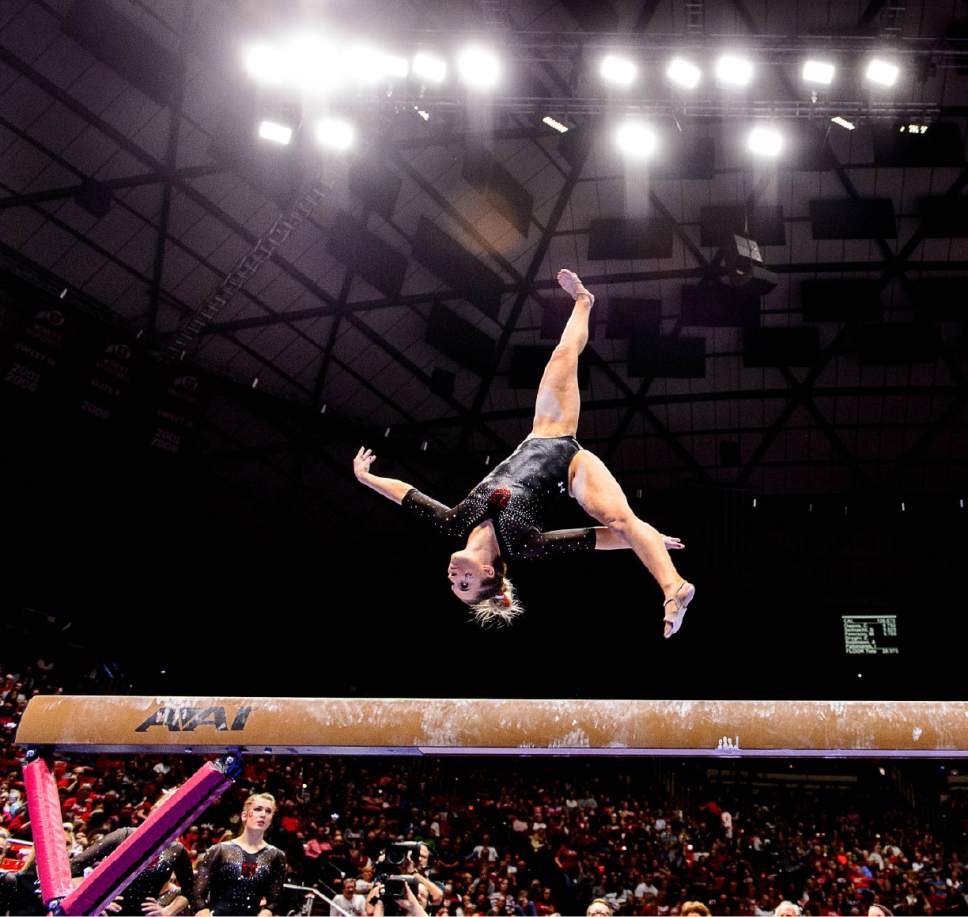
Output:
413,51,447,84
286,35,340,93
258,120,293,145
542,116,569,133
831,115,856,131
600,54,637,87
667,57,701,89
244,44,285,84
716,54,754,87
866,58,899,87
457,45,501,90
615,121,657,159
316,117,355,151
802,60,835,85
747,126,783,158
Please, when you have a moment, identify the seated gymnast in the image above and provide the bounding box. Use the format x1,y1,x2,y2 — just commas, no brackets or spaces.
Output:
354,269,694,635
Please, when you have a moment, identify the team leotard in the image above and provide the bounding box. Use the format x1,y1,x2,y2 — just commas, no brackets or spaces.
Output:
401,435,596,561
193,841,287,916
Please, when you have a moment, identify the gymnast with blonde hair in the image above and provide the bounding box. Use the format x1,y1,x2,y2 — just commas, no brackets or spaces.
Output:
354,269,694,634
193,793,286,916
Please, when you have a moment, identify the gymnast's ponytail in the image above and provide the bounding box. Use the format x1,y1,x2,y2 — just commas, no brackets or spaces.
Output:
470,557,524,627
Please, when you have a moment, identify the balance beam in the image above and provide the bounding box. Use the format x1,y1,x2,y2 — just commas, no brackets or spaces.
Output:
15,696,968,757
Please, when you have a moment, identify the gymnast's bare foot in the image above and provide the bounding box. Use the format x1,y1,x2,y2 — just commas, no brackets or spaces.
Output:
557,269,594,306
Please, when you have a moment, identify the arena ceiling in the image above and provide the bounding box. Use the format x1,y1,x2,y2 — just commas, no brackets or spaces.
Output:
2,0,968,535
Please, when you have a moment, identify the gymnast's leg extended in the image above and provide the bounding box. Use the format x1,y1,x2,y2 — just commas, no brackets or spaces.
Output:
530,269,595,438
569,450,694,637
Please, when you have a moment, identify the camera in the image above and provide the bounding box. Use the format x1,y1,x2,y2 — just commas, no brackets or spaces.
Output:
374,843,425,915
380,875,421,901
383,841,422,870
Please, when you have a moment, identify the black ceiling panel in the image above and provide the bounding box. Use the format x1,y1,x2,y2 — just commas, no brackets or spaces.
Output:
462,147,534,238
588,218,674,261
700,205,786,247
801,279,883,322
743,326,820,368
63,0,178,106
651,136,717,181
605,298,661,338
426,301,496,376
917,197,968,238
809,199,897,240
325,212,407,298
909,277,968,319
558,0,619,31
628,335,706,378
682,284,760,327
348,158,402,221
412,216,504,319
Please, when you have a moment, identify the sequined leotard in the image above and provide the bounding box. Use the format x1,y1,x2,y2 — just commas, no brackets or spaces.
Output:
402,435,596,561
71,827,194,909
193,841,287,915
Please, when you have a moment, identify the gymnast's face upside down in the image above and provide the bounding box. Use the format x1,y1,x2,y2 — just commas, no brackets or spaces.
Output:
447,549,495,605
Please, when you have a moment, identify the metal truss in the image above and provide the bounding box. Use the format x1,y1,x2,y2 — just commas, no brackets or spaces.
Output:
166,177,332,359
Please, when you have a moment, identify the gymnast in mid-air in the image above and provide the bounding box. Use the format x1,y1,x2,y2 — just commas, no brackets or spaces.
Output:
354,269,694,634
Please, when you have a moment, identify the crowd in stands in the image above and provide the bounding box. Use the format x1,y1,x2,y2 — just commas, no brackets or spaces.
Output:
0,657,967,916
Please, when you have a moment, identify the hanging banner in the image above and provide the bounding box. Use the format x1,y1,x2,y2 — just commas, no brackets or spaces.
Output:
146,367,208,455
77,336,139,424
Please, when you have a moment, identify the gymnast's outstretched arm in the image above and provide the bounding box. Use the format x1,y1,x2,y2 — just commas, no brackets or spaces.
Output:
353,446,414,504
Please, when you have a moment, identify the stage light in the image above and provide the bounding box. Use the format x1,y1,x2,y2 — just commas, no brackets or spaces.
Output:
615,120,657,159
542,116,569,133
667,57,701,89
802,59,835,85
258,119,293,145
316,117,355,151
244,44,285,84
457,45,501,90
866,58,899,87
415,108,431,121
900,123,928,133
600,54,637,87
715,54,753,87
747,125,783,157
413,51,447,84
831,115,855,130
285,35,340,93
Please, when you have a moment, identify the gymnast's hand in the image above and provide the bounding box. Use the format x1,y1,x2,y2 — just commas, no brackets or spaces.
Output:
140,898,165,916
662,534,685,550
354,446,377,481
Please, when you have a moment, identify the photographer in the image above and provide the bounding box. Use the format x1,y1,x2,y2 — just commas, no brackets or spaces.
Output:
367,843,442,916
366,881,427,917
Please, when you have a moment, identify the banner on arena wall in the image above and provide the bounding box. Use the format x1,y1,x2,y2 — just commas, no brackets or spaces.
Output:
146,367,208,456
0,305,74,399
0,838,33,872
76,334,139,424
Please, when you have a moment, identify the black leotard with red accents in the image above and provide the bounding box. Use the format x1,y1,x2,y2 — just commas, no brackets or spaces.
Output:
401,435,596,561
